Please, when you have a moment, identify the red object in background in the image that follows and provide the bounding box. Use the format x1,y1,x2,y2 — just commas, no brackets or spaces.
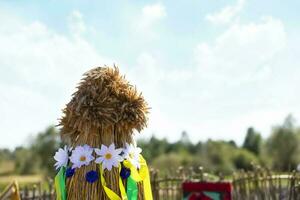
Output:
188,193,215,200
182,182,232,200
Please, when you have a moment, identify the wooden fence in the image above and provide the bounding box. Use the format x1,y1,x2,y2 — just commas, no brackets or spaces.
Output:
150,166,222,200
19,179,54,200
6,166,300,200
232,167,300,200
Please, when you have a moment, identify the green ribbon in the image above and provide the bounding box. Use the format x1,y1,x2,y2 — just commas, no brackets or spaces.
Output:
55,167,67,200
126,176,138,200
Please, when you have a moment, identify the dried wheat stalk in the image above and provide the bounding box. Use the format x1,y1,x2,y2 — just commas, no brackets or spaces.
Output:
59,66,149,200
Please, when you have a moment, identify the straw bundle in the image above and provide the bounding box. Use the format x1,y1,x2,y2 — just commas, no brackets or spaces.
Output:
59,66,149,200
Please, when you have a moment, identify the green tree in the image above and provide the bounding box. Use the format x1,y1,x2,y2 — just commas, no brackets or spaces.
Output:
232,149,258,170
138,136,168,161
265,115,300,171
14,147,41,174
0,148,13,163
202,140,236,174
152,152,193,173
242,127,262,155
30,126,61,176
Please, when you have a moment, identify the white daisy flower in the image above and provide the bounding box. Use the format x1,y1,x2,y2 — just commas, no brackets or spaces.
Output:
95,143,123,171
54,146,69,170
123,143,142,169
70,145,95,169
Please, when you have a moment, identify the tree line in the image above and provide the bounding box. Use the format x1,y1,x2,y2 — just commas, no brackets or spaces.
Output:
0,115,299,177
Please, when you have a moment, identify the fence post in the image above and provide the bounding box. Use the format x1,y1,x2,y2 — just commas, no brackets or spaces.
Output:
198,166,203,182
48,178,54,200
24,186,29,199
151,169,159,200
42,190,47,200
32,184,37,199
38,182,42,200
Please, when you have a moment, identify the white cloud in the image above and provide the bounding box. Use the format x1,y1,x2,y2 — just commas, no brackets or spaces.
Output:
134,3,167,38
1,3,299,148
128,15,296,143
0,10,111,148
191,14,300,144
142,3,166,22
124,52,193,141
195,16,286,84
0,6,170,148
206,0,246,25
68,10,87,36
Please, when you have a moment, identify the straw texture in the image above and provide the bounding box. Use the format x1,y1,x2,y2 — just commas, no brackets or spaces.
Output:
59,66,149,199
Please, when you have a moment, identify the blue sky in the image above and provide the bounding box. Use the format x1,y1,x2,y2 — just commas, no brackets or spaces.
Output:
0,0,300,148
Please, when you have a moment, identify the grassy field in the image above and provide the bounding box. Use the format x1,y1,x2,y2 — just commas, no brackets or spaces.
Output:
0,161,14,176
0,174,44,190
0,160,44,191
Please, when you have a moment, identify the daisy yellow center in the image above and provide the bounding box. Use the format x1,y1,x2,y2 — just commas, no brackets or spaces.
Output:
129,153,134,159
105,153,112,160
80,156,86,162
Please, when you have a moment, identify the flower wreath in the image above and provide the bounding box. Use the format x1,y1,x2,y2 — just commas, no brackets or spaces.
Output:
53,143,152,200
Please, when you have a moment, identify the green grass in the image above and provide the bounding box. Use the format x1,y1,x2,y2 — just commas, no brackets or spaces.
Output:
0,160,50,192
0,161,15,176
0,174,44,191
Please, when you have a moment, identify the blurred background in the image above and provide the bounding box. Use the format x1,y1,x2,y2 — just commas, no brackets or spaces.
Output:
1,0,300,191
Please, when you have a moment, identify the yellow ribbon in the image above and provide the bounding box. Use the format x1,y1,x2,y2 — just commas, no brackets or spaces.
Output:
98,155,152,200
99,164,127,200
139,155,153,200
140,156,153,200
54,167,66,200
123,155,153,200
119,167,128,200
54,179,61,200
